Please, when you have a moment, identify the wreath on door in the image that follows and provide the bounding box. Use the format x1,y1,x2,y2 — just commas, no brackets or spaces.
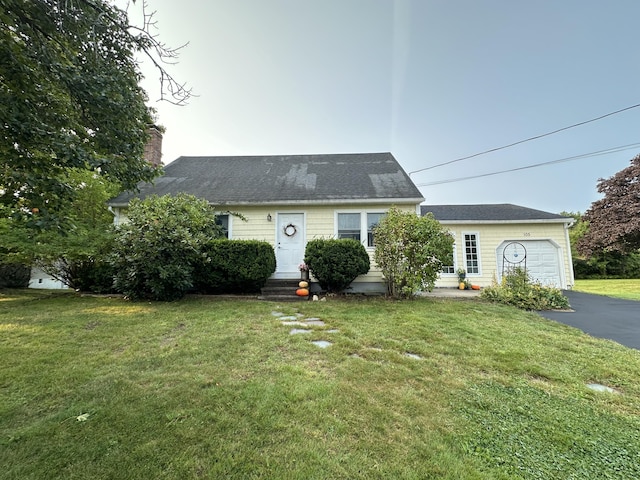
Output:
283,223,297,237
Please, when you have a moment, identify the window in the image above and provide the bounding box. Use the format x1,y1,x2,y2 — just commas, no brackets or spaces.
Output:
464,233,479,274
215,214,229,238
367,213,384,247
337,211,386,246
337,213,361,240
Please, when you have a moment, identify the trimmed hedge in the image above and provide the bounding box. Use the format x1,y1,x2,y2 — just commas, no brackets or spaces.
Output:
194,240,276,294
304,238,370,293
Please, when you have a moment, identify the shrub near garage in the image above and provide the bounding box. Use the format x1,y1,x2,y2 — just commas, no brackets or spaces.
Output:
481,267,569,310
304,238,370,292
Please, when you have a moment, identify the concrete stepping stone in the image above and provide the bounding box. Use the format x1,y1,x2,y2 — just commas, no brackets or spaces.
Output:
279,316,299,321
404,353,422,360
303,319,325,327
271,311,284,317
289,328,311,335
312,340,332,348
281,321,308,326
587,383,619,394
327,329,339,333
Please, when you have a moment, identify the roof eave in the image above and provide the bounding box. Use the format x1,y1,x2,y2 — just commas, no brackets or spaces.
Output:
436,218,572,225
109,197,425,208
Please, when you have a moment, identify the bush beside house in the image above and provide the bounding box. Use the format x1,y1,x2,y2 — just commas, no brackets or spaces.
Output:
304,239,370,293
194,240,276,294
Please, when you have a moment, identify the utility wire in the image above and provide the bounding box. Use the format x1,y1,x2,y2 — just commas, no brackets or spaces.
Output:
408,103,640,176
414,142,640,187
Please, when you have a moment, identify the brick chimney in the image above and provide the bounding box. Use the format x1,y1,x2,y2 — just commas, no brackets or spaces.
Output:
144,125,163,167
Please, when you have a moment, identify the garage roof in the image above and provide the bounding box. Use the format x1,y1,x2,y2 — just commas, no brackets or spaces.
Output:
421,204,572,223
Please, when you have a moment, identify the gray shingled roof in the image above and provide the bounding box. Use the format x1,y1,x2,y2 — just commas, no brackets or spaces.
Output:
109,153,424,206
421,204,571,223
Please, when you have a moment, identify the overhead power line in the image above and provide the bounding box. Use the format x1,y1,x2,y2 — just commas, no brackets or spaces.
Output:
408,103,640,176
414,142,640,187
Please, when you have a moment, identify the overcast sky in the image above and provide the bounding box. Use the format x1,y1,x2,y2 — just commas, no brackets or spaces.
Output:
126,0,640,214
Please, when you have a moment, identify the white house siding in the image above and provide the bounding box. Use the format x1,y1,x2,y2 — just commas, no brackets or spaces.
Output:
435,222,573,289
29,267,69,290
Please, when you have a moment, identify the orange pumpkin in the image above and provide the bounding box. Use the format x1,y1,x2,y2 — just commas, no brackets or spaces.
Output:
296,288,309,297
471,284,480,290
299,281,309,288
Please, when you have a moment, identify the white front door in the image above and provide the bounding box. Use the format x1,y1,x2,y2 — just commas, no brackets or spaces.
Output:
275,213,305,278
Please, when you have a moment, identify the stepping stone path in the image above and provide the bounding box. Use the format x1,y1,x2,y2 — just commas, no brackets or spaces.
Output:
272,310,423,359
273,310,332,348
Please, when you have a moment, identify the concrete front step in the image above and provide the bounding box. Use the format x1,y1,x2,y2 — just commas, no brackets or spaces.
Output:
261,278,310,301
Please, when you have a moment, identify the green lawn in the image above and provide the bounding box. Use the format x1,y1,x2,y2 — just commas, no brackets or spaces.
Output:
2,290,640,479
573,279,640,301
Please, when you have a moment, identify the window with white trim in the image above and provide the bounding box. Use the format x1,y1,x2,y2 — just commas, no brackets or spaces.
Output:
464,233,479,274
337,213,361,240
337,211,385,246
367,213,384,247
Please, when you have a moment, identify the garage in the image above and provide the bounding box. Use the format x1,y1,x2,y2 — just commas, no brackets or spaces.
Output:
497,240,563,287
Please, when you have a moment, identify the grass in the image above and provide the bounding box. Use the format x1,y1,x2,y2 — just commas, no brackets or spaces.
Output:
2,289,640,479
573,279,640,301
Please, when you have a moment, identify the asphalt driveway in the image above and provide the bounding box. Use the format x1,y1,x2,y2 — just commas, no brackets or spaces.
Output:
538,291,640,350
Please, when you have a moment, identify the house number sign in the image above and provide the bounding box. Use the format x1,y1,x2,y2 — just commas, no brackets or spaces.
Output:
284,223,297,237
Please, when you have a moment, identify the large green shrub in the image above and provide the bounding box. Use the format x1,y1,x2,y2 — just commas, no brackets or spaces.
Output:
304,239,370,293
194,240,276,294
373,207,454,298
111,194,224,301
480,267,570,310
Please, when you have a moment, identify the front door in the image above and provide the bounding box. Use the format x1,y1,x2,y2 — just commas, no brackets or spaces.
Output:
276,213,305,278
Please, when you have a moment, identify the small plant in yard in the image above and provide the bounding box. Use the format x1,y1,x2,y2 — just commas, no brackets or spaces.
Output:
481,267,570,310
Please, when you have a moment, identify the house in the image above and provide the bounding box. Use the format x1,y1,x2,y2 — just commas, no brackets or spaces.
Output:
422,204,575,289
108,153,425,293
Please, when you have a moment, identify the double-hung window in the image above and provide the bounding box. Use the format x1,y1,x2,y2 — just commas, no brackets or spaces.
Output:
337,213,361,240
464,233,480,274
366,213,384,247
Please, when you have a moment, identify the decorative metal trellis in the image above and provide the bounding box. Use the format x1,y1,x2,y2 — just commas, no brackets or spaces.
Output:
502,241,527,278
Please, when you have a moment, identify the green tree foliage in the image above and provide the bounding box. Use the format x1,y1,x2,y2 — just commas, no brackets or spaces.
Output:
1,169,120,289
578,154,640,256
0,0,190,227
111,194,224,301
304,239,370,293
373,207,453,298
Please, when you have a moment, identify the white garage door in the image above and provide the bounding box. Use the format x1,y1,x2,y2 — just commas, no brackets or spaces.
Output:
497,240,562,287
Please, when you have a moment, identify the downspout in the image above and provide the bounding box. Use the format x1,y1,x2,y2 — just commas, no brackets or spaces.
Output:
564,220,575,289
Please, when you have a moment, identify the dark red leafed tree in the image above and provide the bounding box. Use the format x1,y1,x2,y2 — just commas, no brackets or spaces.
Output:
578,154,640,256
